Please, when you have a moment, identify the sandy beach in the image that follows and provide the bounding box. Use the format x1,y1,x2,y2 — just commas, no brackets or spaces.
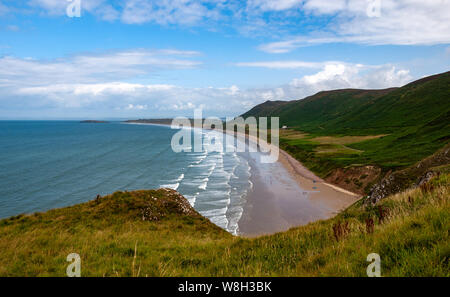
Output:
237,133,361,237
126,121,361,236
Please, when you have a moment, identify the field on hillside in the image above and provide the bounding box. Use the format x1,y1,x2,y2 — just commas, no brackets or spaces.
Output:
279,129,388,176
0,174,448,277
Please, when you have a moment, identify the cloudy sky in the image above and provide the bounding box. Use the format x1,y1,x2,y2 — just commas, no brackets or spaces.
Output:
0,0,449,119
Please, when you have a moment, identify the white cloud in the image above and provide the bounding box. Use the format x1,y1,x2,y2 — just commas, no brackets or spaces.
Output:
289,63,412,94
0,49,201,87
28,0,239,26
29,0,115,17
3,63,412,115
18,83,175,96
0,49,206,112
247,0,302,11
125,103,148,110
0,49,414,117
303,0,347,14
299,64,350,85
28,0,68,14
11,81,260,113
121,0,218,25
236,60,323,69
14,82,178,108
235,60,412,92
29,0,230,25
258,40,303,54
18,0,450,47
259,0,450,52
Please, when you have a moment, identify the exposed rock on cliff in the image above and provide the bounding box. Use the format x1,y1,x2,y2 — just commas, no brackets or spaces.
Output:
366,143,450,204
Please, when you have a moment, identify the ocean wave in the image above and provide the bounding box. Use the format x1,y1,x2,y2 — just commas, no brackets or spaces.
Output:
226,205,244,235
206,164,216,175
168,131,252,235
205,214,229,229
207,198,230,206
191,154,207,164
159,183,179,190
184,192,199,207
200,206,228,217
198,178,209,190
176,173,185,182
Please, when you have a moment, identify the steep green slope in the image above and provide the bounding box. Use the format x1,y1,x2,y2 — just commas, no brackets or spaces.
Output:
0,175,448,276
243,71,450,172
243,72,449,135
242,100,289,118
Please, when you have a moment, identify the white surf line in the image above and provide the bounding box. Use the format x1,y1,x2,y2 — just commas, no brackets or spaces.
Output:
278,147,361,197
159,183,180,190
322,182,361,197
126,120,360,199
221,128,362,198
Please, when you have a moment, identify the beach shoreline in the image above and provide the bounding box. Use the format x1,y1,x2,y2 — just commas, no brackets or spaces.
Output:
124,120,361,236
236,131,360,237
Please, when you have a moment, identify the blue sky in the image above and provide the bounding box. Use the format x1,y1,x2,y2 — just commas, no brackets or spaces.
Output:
0,0,449,119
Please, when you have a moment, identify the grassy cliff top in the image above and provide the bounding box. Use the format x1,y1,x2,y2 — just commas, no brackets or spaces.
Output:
0,176,448,277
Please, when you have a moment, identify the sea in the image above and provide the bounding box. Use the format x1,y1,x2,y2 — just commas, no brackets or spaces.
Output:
0,121,252,234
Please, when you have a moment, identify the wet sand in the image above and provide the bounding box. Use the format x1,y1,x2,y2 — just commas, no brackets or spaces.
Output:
238,135,361,237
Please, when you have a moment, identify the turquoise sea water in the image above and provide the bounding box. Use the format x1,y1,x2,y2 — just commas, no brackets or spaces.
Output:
0,121,251,234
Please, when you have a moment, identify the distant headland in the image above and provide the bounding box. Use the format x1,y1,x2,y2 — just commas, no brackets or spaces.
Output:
80,120,109,123
124,119,175,125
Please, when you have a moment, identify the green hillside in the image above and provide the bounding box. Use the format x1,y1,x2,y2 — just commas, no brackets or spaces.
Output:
242,71,450,177
0,173,448,277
